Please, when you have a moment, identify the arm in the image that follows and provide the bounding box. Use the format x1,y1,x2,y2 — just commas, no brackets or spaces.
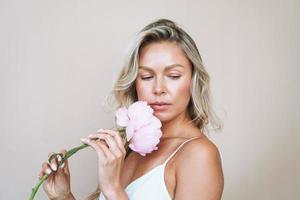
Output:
103,186,129,200
82,130,129,200
174,139,224,200
51,192,76,200
67,193,76,200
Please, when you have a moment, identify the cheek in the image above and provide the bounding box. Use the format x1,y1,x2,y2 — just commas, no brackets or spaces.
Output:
172,81,191,112
174,79,191,98
135,80,150,100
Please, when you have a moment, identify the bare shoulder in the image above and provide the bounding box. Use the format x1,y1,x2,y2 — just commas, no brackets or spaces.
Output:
176,136,223,175
174,136,224,200
178,136,222,163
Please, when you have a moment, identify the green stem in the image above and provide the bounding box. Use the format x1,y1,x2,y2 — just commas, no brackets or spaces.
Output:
28,143,89,200
29,128,127,200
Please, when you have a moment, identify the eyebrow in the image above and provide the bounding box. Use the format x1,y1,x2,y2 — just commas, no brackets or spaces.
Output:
138,64,184,71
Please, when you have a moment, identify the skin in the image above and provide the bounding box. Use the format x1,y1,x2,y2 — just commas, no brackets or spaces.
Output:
127,41,224,199
40,149,74,200
39,41,224,200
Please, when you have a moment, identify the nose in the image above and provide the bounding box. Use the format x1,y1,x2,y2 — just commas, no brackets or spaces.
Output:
153,76,166,95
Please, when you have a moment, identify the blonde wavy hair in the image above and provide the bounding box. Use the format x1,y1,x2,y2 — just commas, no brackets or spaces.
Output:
85,18,223,200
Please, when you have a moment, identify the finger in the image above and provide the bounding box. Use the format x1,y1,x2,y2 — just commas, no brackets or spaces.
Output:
49,155,58,172
88,133,124,159
41,162,53,176
102,133,124,158
88,133,119,151
99,129,125,151
97,129,126,154
93,139,116,162
38,170,44,179
58,149,69,175
48,152,55,158
38,163,48,179
95,129,124,152
81,138,107,159
86,133,109,148
48,152,56,161
84,136,108,148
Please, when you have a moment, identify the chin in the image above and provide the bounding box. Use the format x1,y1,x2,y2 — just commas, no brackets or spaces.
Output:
153,112,173,124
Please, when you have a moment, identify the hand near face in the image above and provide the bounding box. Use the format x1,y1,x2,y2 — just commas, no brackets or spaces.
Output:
81,129,127,196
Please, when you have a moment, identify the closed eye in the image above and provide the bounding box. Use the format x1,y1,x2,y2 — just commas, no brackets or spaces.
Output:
141,76,153,80
141,75,181,80
169,75,181,79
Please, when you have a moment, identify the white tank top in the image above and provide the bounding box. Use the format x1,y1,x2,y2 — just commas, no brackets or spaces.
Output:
99,136,201,200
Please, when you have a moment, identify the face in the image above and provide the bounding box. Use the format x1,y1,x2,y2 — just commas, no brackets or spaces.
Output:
135,41,193,124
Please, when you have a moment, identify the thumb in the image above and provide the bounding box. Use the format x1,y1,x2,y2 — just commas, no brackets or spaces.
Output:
58,149,70,175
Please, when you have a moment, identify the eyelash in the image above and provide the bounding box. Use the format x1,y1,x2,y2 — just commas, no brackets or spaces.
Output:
141,75,181,80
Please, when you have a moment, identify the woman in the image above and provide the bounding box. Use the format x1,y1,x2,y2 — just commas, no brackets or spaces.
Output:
39,18,224,200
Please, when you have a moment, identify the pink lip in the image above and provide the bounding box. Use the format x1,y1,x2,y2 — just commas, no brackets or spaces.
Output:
150,101,171,105
150,104,170,111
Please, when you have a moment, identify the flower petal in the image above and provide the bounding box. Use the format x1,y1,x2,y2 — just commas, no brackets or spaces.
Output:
115,107,129,127
127,101,153,121
125,123,135,141
128,124,162,156
117,100,163,156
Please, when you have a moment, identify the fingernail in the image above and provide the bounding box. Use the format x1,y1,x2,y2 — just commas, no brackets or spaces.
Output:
60,163,65,169
57,155,62,162
46,168,52,174
97,128,104,132
51,163,57,171
82,138,91,142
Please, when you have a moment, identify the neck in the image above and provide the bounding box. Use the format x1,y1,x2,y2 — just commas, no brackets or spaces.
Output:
160,110,194,139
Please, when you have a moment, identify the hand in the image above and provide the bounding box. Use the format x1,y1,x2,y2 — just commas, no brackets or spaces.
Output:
38,149,73,200
81,129,126,197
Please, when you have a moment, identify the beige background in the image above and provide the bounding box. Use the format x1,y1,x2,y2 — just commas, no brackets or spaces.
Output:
1,0,299,199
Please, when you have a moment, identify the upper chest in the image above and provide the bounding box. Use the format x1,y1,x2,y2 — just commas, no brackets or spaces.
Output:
121,138,188,197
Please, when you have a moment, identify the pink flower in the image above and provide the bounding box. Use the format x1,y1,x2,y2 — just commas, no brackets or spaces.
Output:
115,101,162,156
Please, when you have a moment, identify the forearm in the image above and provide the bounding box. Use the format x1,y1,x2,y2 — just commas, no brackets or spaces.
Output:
104,187,129,200
50,192,76,200
65,193,76,200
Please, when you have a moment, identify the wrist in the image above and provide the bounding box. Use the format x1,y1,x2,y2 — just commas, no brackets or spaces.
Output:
104,186,128,200
51,192,75,200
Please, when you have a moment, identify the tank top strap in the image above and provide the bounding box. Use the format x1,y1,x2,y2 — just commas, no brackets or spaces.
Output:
163,136,202,165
